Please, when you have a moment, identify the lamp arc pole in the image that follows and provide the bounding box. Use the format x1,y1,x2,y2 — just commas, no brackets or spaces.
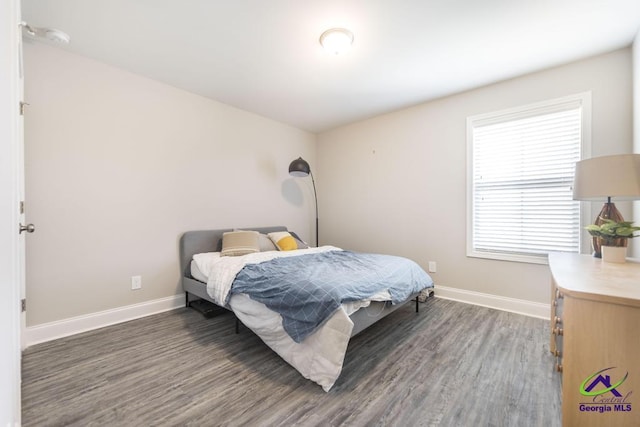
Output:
309,170,318,247
289,157,319,247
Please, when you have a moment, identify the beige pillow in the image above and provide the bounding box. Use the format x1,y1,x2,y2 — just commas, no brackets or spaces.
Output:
234,229,278,252
220,231,260,257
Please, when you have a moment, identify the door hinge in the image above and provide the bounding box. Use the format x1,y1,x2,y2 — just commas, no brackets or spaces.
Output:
20,101,29,115
21,299,26,312
20,201,24,215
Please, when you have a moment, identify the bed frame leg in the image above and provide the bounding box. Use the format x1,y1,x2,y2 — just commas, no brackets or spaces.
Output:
235,318,240,334
185,292,189,307
416,296,419,313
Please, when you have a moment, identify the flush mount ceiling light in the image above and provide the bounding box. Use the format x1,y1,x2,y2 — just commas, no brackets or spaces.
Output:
20,21,70,44
319,28,354,55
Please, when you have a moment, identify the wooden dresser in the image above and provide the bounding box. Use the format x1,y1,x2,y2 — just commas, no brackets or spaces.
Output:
549,253,640,427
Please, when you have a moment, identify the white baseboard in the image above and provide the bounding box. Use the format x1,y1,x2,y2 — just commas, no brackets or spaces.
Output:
24,287,548,347
24,294,185,348
434,285,549,319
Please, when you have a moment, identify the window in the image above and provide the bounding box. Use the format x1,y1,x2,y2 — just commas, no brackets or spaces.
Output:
467,93,591,264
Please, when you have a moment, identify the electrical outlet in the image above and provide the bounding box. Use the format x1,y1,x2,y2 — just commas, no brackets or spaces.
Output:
428,261,437,273
131,275,142,290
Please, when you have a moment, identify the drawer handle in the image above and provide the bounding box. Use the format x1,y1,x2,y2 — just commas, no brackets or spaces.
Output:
553,327,563,336
556,290,563,299
552,300,557,307
556,363,563,373
554,316,562,325
553,349,562,357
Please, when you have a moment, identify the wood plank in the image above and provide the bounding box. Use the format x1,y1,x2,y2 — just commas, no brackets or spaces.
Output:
22,299,561,426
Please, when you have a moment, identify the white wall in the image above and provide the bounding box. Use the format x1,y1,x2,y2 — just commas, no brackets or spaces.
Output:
317,48,633,305
24,43,316,326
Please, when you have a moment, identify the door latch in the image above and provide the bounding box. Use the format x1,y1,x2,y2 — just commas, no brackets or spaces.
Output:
19,223,35,234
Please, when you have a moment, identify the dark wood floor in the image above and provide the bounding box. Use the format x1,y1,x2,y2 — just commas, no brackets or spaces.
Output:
22,298,561,426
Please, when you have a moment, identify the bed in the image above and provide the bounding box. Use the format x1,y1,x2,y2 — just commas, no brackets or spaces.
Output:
180,226,434,391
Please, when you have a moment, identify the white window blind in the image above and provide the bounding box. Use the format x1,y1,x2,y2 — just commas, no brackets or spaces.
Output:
468,95,587,263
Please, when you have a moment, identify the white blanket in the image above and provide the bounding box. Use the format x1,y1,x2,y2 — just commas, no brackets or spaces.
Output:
194,247,390,391
229,294,353,391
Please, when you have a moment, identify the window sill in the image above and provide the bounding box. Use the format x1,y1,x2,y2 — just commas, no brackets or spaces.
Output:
467,250,550,265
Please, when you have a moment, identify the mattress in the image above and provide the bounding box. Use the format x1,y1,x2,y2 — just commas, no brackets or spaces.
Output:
190,259,208,283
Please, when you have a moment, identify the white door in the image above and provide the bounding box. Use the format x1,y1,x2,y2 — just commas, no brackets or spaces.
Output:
17,18,29,350
0,0,24,424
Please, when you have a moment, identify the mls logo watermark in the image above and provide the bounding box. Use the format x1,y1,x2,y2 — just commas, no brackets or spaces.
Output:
579,367,633,414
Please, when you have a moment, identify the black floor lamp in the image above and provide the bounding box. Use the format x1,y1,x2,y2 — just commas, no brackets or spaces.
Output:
288,157,318,247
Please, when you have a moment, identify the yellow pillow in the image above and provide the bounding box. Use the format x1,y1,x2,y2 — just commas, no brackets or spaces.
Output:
267,231,298,251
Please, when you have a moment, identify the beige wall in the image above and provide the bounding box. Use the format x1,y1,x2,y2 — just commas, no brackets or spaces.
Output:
317,48,633,304
24,43,316,326
24,41,636,326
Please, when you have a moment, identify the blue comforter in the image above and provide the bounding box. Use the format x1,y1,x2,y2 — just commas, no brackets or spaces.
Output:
229,250,434,343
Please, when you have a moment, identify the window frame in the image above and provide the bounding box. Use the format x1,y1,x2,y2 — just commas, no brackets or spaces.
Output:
466,92,592,265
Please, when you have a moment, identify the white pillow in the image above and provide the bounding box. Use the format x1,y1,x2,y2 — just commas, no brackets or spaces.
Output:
258,233,278,251
268,231,299,251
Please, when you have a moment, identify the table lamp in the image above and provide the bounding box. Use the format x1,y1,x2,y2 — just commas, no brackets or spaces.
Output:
572,154,640,257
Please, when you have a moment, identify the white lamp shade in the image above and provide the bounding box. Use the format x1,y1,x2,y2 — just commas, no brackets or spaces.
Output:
572,154,640,201
319,28,354,54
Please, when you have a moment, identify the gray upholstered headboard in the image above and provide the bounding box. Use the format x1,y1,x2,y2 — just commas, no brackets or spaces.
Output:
179,226,288,278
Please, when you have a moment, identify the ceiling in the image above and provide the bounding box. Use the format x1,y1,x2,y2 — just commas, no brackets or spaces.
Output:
21,0,640,133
